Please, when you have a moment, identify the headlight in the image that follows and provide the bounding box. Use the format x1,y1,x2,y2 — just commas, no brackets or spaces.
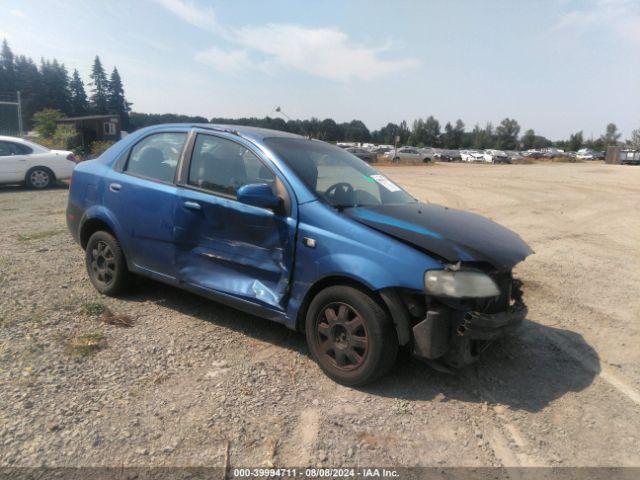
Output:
424,270,500,298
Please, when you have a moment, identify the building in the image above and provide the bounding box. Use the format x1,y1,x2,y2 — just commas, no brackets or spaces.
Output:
56,115,121,147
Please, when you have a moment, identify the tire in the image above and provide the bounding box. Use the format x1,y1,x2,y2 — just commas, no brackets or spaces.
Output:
423,157,430,163
26,167,54,189
85,231,131,296
305,286,398,386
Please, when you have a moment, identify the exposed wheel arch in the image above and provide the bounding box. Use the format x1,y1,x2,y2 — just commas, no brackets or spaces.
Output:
295,276,411,346
80,218,116,250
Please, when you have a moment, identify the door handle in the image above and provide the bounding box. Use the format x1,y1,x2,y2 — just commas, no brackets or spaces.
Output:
109,183,122,192
183,201,201,211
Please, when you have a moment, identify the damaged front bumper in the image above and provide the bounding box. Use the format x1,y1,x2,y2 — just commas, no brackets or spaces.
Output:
411,280,527,369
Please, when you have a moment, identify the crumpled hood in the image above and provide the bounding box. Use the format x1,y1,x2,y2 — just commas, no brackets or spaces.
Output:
344,203,533,270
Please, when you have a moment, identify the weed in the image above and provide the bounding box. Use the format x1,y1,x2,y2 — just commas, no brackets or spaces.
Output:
84,302,106,316
66,332,106,356
17,229,64,242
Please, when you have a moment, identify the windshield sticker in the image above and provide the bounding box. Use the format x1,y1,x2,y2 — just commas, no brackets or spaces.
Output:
370,174,401,192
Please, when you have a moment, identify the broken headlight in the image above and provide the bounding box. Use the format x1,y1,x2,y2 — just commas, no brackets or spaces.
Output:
424,270,500,298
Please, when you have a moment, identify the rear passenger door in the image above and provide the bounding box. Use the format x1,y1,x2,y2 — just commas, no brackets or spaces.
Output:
174,133,296,309
105,131,188,280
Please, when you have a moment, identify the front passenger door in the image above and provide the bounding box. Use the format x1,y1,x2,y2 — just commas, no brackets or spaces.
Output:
174,133,296,309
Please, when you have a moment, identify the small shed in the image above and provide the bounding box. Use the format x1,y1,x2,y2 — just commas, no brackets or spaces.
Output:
57,115,121,147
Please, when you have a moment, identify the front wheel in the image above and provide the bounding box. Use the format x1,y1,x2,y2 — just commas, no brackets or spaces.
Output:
305,286,398,386
85,231,131,296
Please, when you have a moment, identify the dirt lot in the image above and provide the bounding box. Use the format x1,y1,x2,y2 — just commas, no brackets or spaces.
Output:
1,161,639,469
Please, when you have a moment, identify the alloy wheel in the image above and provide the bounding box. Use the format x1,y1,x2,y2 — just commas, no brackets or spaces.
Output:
315,302,369,371
89,241,117,287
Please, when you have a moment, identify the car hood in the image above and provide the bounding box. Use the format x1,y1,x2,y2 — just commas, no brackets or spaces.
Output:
344,203,533,270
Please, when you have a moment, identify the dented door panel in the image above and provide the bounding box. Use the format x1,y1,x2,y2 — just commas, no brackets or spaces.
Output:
173,187,295,309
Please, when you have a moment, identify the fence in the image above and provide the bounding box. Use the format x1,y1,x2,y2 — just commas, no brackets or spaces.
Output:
0,91,23,137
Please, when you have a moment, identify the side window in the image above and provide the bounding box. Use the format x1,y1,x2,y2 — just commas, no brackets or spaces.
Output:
0,142,12,157
12,143,32,155
125,132,187,183
188,135,275,196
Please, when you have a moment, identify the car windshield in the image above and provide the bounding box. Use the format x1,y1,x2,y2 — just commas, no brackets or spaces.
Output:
264,137,416,208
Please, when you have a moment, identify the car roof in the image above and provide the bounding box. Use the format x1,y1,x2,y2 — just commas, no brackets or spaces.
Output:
183,123,305,142
0,135,29,143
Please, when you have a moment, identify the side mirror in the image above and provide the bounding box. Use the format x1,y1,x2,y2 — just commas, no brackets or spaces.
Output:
237,183,282,212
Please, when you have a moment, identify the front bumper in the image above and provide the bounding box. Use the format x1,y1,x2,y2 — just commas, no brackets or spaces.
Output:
411,283,527,368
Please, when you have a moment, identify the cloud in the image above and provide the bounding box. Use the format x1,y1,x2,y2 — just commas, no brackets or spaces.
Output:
554,0,640,46
194,46,252,74
153,0,419,81
152,0,216,30
10,9,26,19
233,24,419,81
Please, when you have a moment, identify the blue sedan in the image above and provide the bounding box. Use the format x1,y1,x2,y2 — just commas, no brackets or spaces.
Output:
66,124,532,385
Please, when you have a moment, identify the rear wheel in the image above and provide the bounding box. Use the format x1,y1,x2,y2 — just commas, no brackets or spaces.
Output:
305,286,398,386
85,231,131,296
26,167,53,189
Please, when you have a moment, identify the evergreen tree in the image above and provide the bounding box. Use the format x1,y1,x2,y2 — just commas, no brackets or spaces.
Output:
14,55,43,129
89,56,108,114
39,59,71,114
107,67,130,128
69,69,89,116
0,39,16,94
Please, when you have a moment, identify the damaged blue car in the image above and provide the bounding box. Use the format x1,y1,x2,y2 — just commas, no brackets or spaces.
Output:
67,124,532,386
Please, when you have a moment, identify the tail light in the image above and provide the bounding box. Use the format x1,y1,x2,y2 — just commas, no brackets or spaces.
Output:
67,153,78,163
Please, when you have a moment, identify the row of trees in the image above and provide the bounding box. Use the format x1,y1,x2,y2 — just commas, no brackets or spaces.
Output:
132,112,637,151
0,40,131,130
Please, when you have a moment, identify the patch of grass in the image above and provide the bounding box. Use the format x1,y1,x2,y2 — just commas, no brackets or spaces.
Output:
17,229,64,242
83,302,106,316
66,332,106,357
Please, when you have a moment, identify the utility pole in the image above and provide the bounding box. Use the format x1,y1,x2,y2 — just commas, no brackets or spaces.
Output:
17,91,23,137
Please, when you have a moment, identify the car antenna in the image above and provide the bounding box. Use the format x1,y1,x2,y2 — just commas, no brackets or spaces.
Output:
274,106,311,139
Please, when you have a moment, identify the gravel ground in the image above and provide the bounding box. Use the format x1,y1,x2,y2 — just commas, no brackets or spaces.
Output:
1,161,639,469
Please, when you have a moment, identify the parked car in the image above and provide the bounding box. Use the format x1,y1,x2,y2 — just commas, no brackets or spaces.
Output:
576,149,597,160
384,147,430,163
522,150,544,159
419,147,437,161
460,150,485,162
0,135,76,189
67,124,532,386
505,151,524,162
345,147,376,163
483,149,511,164
433,151,455,162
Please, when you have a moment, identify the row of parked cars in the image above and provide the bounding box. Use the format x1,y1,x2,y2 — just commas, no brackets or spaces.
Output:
342,144,608,164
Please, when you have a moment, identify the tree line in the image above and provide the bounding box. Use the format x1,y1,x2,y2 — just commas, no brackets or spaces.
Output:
2,38,638,151
0,39,130,130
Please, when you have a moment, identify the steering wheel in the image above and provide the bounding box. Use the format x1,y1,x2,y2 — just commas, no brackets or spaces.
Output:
324,182,354,204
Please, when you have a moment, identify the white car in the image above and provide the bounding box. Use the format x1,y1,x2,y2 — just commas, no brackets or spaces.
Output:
0,136,76,189
483,149,510,164
460,150,485,162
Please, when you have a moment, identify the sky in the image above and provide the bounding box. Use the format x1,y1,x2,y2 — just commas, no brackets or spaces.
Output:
0,0,639,140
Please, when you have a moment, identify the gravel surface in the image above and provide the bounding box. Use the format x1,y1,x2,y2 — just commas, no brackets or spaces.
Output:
1,162,639,468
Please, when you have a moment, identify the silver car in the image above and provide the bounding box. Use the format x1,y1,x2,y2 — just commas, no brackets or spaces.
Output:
384,147,431,163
